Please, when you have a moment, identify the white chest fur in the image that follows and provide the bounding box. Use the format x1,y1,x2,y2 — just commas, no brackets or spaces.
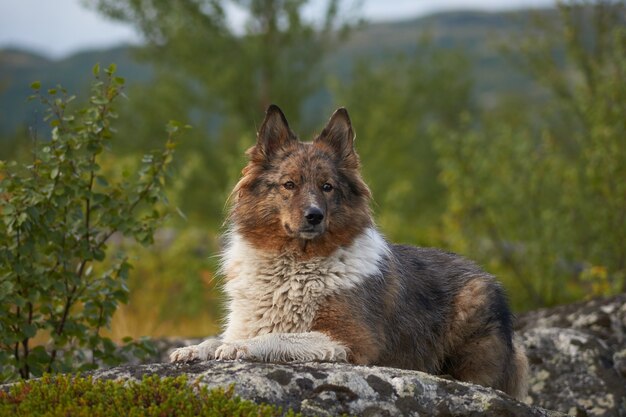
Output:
220,228,389,342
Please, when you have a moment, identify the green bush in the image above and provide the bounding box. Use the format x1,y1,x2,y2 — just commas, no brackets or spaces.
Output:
435,1,626,309
0,64,187,381
0,374,300,417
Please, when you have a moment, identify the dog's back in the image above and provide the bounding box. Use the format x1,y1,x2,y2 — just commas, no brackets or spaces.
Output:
313,244,529,399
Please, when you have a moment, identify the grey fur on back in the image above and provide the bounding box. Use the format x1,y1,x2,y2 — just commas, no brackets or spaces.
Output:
332,244,526,397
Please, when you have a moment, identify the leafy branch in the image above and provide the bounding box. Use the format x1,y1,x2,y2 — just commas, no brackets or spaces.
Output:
0,64,189,381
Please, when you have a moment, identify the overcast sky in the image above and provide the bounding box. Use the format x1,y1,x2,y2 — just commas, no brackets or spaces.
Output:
0,0,554,59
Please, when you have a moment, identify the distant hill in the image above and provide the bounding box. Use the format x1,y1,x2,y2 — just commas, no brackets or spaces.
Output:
0,46,151,136
328,9,551,101
0,9,549,136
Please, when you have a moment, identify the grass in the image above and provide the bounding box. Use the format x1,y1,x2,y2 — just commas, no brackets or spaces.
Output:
0,374,301,417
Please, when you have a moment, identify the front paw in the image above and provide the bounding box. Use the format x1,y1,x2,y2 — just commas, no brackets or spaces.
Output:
215,342,250,360
170,346,200,363
320,344,349,362
169,338,222,363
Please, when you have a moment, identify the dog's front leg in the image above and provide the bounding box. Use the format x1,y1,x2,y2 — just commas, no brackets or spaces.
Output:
215,331,349,363
169,336,223,363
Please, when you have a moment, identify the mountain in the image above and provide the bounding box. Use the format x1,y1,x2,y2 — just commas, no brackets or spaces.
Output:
0,9,550,136
0,46,151,136
330,9,552,101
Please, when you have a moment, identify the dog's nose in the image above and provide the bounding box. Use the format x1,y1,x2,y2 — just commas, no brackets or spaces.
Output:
304,207,324,225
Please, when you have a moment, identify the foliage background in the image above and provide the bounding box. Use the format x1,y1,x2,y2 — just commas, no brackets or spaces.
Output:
1,0,624,348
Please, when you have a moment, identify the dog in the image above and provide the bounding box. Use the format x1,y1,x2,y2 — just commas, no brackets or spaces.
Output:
169,105,529,400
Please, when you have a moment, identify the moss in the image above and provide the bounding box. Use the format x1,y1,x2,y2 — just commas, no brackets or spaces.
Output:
0,374,301,417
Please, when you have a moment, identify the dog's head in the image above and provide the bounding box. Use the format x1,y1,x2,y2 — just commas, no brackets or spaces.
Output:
230,105,372,257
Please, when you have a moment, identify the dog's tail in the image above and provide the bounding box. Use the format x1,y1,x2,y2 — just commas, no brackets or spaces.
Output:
504,340,530,401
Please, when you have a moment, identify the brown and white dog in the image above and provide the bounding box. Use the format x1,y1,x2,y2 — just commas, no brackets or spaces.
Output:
170,105,529,400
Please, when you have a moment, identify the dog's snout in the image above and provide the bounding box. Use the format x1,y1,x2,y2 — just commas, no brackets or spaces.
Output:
304,207,324,225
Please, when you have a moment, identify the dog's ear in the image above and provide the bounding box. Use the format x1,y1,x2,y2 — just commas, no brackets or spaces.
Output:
316,108,358,168
254,104,296,159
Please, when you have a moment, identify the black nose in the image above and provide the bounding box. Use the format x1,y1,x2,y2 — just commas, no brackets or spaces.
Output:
304,207,324,225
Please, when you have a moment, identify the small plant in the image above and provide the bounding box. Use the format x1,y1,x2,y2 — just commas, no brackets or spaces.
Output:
0,374,300,416
0,64,187,381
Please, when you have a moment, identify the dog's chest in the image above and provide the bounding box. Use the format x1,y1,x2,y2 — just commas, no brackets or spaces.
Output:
221,229,388,340
226,255,346,336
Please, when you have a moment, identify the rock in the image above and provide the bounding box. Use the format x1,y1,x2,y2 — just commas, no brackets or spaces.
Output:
614,349,626,379
87,361,561,417
517,294,626,417
521,328,626,416
516,294,626,352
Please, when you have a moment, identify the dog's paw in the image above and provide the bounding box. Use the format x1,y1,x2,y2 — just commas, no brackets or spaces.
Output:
169,338,222,363
320,344,349,362
215,342,250,361
169,346,200,363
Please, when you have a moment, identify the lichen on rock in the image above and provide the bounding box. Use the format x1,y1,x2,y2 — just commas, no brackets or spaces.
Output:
517,294,626,417
84,361,561,417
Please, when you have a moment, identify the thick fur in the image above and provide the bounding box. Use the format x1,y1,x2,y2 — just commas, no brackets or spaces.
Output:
170,105,529,400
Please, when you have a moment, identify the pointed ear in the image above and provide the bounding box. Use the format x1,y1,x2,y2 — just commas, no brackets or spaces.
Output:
254,104,296,159
316,108,358,167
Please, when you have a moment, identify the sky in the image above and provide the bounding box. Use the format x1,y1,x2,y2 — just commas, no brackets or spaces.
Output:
0,0,554,59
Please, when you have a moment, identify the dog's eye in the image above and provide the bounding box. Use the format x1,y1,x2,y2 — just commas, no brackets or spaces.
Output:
283,181,296,190
322,183,333,192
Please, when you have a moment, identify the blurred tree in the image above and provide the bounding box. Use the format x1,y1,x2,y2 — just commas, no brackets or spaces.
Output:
88,0,360,227
436,0,626,310
90,0,357,126
333,42,472,246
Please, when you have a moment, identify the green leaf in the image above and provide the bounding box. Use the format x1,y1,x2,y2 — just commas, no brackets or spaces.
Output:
96,176,109,187
26,346,50,367
22,323,37,339
0,280,14,297
30,81,41,90
91,97,108,105
106,63,117,75
93,63,100,76
166,120,183,132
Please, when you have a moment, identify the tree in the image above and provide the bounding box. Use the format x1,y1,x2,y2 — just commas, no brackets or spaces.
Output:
332,42,472,246
90,0,358,126
436,0,626,309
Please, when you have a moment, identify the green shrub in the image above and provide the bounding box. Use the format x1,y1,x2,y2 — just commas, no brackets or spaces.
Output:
435,1,626,310
0,64,188,381
0,374,300,417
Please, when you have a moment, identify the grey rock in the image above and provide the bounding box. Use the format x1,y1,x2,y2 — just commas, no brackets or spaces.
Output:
614,349,626,379
516,294,626,352
521,328,626,416
518,294,626,417
85,361,562,417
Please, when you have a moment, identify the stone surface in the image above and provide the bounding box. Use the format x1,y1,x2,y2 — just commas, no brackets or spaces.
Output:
517,294,626,417
87,361,561,417
516,294,626,352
